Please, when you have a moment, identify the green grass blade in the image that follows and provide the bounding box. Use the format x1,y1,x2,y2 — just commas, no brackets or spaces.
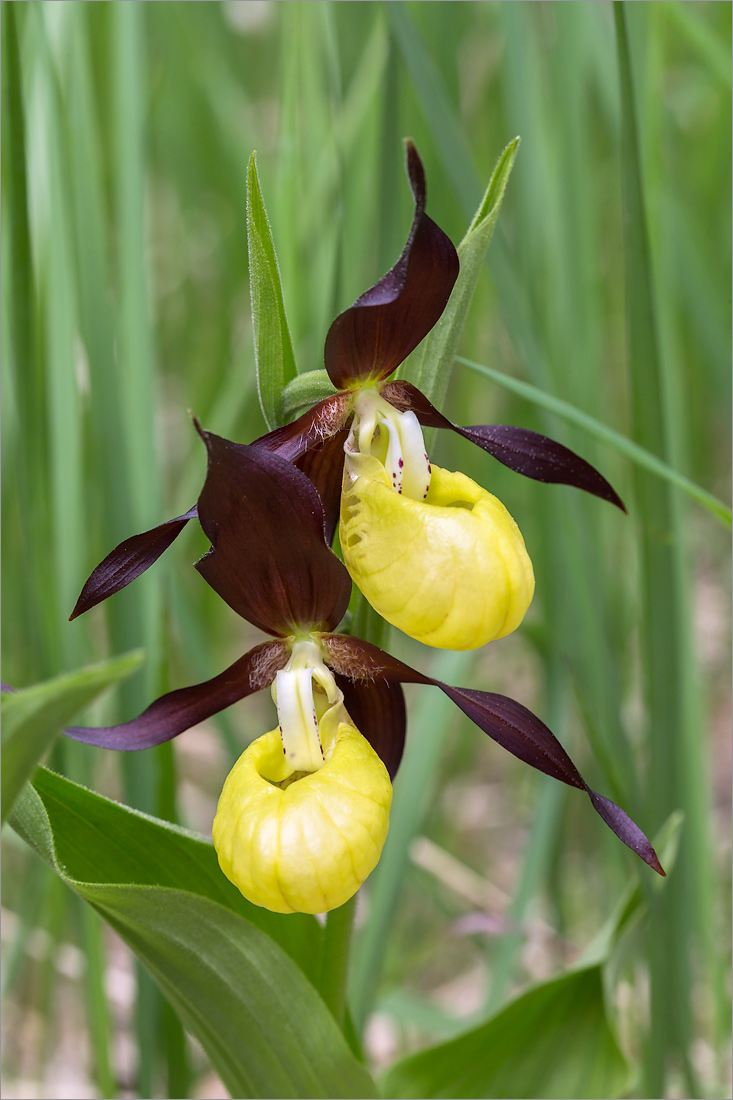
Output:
386,2,478,215
615,6,717,1092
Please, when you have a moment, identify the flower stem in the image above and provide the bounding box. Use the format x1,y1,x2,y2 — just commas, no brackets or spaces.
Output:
319,893,357,1028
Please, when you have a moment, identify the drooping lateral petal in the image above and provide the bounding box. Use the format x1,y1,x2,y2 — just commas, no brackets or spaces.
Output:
64,641,288,750
321,635,663,875
294,429,349,546
69,507,198,620
252,393,353,462
435,684,663,875
435,685,585,788
334,672,407,780
324,142,459,388
382,380,626,511
195,430,352,635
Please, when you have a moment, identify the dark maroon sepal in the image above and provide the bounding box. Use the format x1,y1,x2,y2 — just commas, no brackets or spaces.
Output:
335,673,407,780
195,430,352,636
64,641,287,750
321,634,663,875
435,684,663,875
69,507,198,620
294,430,348,546
436,685,585,789
382,380,626,511
324,142,459,388
252,393,352,463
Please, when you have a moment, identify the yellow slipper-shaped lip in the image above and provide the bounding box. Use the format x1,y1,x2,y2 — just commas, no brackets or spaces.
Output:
340,455,534,650
213,722,392,914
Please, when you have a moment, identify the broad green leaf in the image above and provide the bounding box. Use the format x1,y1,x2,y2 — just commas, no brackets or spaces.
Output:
458,355,732,528
382,965,630,1100
1,652,143,824
11,770,377,1099
248,152,298,430
13,766,322,984
399,137,520,409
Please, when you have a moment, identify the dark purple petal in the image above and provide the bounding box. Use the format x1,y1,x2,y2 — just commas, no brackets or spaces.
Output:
588,789,665,876
70,507,198,620
335,673,406,780
434,683,663,875
324,142,459,388
195,430,352,636
64,641,287,750
455,425,626,511
252,394,352,462
435,685,585,789
322,634,663,875
382,380,626,511
294,430,348,546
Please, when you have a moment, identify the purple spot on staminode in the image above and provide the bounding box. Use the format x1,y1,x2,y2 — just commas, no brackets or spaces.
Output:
427,464,432,473
398,458,404,468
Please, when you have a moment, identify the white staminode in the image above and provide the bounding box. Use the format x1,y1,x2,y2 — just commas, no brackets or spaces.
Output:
351,389,431,500
272,639,344,773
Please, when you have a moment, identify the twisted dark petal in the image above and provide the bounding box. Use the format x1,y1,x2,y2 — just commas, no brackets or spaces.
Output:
335,673,407,780
324,142,459,388
434,684,663,875
294,430,348,546
252,393,353,462
64,641,287,750
588,790,665,876
322,634,663,875
382,380,626,511
69,507,198,620
195,431,352,636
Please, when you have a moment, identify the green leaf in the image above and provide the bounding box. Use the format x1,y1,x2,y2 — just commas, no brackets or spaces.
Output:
281,369,338,421
398,138,520,410
1,652,144,824
247,152,298,430
382,965,630,1100
11,769,377,1099
457,355,732,528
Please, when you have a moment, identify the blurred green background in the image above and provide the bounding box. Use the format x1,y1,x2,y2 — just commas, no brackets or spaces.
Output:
2,2,730,1098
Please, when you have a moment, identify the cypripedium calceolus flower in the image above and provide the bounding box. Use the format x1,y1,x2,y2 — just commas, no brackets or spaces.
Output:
70,142,624,653
68,437,664,913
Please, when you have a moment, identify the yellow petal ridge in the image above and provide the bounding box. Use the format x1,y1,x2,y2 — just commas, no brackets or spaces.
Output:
340,455,535,650
212,723,392,914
